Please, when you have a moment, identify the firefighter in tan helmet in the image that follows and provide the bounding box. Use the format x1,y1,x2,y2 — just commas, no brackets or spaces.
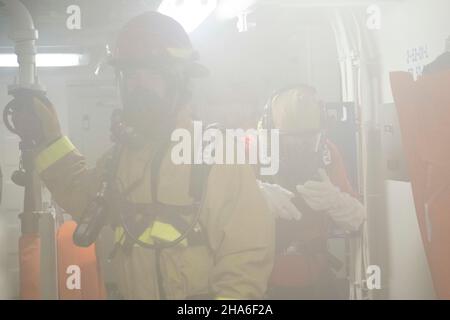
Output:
257,84,365,299
11,12,274,299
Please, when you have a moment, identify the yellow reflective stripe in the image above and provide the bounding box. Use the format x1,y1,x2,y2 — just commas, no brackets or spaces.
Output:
150,221,187,246
138,227,155,245
35,136,75,174
114,222,187,246
167,47,193,59
114,226,155,245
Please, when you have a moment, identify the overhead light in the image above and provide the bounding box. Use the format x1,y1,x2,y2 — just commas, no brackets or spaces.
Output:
0,53,87,67
158,0,218,33
217,0,257,20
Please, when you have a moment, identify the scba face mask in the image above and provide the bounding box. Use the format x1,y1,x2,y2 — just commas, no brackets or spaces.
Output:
277,133,324,191
117,67,184,138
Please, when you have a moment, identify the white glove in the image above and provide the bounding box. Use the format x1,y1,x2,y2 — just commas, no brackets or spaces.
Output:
257,180,302,221
296,169,365,231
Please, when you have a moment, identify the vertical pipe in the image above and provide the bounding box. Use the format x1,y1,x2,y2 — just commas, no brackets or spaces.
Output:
2,0,44,300
2,0,41,90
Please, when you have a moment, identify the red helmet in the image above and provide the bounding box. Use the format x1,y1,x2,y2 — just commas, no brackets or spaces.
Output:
111,11,208,77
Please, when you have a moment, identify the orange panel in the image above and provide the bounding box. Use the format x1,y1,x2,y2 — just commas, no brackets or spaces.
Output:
56,221,106,300
390,71,450,299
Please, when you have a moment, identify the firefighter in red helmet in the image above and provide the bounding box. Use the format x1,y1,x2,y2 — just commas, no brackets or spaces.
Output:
11,12,274,299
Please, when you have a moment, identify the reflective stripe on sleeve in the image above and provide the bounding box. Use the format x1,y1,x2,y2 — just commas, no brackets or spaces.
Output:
35,136,75,174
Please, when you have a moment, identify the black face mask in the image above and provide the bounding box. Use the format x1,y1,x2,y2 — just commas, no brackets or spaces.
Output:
118,66,187,144
122,87,171,133
277,135,324,191
116,65,190,145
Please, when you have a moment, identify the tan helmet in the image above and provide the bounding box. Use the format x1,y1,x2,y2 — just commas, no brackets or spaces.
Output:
261,84,323,134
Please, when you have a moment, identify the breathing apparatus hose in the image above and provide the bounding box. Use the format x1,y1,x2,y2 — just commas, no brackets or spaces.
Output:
116,67,202,250
108,72,202,299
